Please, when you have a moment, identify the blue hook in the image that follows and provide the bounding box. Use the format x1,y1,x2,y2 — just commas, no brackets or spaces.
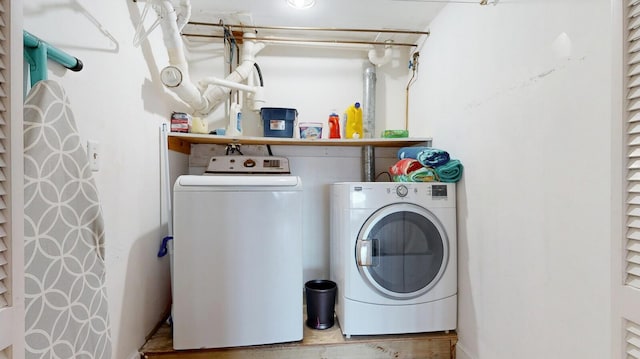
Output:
157,236,173,258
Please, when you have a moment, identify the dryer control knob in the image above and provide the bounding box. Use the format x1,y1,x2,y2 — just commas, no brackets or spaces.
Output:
396,185,408,197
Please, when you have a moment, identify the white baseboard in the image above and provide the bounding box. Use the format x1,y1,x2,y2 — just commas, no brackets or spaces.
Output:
456,341,475,359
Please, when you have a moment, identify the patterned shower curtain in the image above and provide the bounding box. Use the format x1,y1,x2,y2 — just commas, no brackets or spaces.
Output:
23,80,112,358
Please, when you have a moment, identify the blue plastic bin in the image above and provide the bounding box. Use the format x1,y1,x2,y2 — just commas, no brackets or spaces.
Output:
261,107,297,138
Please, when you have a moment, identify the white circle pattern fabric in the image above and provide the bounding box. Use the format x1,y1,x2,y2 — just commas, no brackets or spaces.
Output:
24,80,112,359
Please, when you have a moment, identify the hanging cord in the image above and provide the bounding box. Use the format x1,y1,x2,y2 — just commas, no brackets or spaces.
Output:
376,171,392,182
405,51,420,131
235,34,241,104
253,63,264,87
222,23,239,65
225,144,244,155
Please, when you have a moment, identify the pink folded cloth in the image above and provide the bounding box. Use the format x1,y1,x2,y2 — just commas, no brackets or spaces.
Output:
389,158,423,176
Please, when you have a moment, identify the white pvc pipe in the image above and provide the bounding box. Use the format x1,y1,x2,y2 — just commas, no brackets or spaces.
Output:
156,0,209,113
153,0,266,117
368,46,393,67
198,32,266,116
199,77,258,94
176,0,191,31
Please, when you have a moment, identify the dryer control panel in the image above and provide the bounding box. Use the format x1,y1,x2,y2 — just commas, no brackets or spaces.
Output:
343,182,456,209
395,184,409,197
387,183,449,199
431,184,448,197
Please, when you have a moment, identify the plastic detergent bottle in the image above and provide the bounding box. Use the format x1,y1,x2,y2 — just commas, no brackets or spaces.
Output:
226,103,242,136
328,111,341,139
345,102,363,139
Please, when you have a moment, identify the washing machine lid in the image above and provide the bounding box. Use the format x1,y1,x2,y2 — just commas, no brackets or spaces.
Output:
356,202,448,300
177,175,300,187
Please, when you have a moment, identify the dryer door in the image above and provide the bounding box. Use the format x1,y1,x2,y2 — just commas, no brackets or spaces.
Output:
356,203,449,300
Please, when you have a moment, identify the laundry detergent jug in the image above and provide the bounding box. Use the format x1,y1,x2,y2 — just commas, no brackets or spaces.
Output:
345,102,362,139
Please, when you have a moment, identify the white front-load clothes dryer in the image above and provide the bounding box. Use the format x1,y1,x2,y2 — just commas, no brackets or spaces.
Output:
330,182,456,337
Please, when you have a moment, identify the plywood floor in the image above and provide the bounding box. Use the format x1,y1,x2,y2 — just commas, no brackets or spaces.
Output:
140,317,457,359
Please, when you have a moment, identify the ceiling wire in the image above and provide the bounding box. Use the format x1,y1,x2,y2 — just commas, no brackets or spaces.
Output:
221,21,239,65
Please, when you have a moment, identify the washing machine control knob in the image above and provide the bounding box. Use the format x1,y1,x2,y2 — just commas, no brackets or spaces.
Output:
396,185,408,197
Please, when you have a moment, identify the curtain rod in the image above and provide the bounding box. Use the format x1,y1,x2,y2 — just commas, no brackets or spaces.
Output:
187,21,430,36
23,30,83,86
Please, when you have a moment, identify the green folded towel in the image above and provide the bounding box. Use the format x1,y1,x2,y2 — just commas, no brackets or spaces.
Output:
409,167,438,182
392,167,438,182
392,175,410,182
435,159,463,183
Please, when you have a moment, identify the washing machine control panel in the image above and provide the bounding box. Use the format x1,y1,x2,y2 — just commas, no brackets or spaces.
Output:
204,156,291,174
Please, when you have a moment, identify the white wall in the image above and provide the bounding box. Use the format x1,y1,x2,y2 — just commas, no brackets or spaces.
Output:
24,2,174,358
185,39,411,138
410,1,612,358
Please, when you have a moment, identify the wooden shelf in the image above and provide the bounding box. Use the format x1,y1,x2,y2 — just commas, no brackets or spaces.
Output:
140,321,457,359
168,133,432,155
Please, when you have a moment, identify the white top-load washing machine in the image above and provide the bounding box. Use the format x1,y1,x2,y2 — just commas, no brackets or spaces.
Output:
172,156,303,350
330,182,456,337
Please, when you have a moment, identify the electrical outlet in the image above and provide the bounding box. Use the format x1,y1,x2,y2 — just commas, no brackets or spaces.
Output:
87,140,100,172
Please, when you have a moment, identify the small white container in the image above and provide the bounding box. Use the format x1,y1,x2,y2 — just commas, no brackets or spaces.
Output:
299,122,323,139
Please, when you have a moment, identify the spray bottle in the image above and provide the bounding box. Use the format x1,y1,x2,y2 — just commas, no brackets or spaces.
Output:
345,102,363,139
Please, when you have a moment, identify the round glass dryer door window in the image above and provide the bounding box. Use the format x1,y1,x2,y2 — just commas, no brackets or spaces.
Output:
355,203,449,300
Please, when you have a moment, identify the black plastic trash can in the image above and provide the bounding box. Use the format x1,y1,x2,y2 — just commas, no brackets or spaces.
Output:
305,280,337,330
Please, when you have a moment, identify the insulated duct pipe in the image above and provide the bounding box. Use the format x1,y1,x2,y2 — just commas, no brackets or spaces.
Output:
363,65,376,139
362,64,377,182
362,146,375,182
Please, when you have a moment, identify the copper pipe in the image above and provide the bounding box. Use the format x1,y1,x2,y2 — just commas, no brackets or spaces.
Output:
187,21,430,36
182,33,418,47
